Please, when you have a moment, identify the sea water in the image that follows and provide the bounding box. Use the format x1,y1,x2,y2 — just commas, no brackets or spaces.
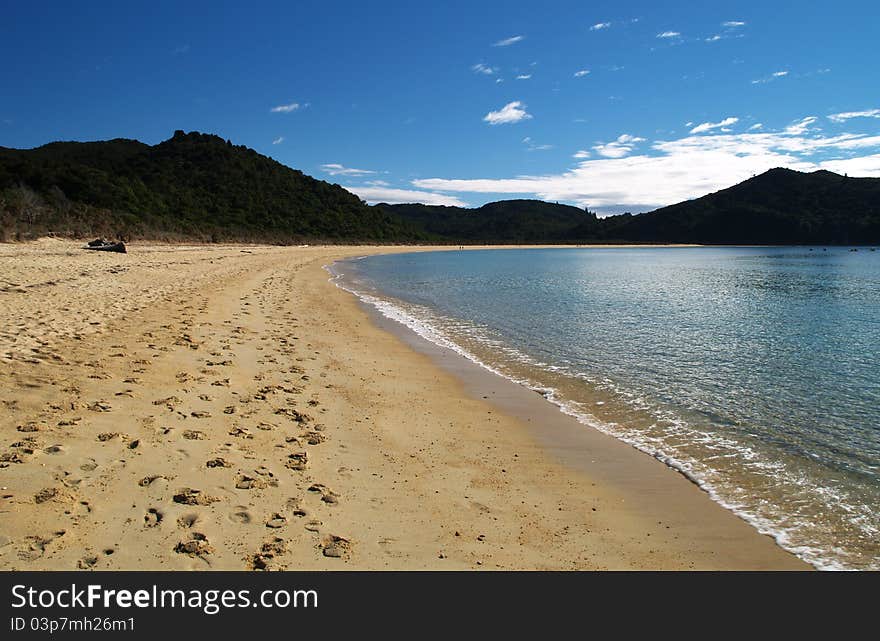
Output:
332,247,880,570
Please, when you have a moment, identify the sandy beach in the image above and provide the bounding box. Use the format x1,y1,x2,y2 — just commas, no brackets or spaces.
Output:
0,239,808,570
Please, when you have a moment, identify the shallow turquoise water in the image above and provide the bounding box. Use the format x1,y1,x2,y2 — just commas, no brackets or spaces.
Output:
334,247,880,569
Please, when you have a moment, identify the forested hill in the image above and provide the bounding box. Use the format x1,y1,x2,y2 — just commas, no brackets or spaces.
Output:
0,131,423,242
378,200,602,242
380,169,880,244
2,131,878,244
603,168,880,244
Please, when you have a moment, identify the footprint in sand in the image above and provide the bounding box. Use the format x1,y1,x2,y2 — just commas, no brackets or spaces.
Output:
229,508,252,524
144,508,164,527
265,513,287,529
307,483,339,505
285,452,308,471
175,513,199,529
175,533,214,557
249,537,288,570
18,530,66,561
321,535,352,559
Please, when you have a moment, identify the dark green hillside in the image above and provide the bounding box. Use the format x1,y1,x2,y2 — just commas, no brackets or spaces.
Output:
0,131,424,242
603,168,880,244
2,131,878,245
379,199,601,242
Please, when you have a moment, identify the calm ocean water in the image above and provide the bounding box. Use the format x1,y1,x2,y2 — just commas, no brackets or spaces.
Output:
332,247,880,570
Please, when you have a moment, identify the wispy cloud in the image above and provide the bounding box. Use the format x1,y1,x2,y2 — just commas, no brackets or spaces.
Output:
320,163,375,176
705,35,721,42
271,102,300,113
657,31,681,39
752,70,789,84
593,134,645,158
483,101,532,125
493,35,524,47
410,118,880,212
573,149,591,159
690,117,739,134
722,20,746,27
785,116,818,135
749,123,764,130
272,136,284,145
345,186,468,207
516,74,532,80
522,137,553,151
574,69,591,77
173,44,190,55
472,63,497,75
590,22,611,31
828,109,880,123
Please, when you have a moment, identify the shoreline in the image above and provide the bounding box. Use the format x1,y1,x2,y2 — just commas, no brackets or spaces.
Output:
0,240,808,569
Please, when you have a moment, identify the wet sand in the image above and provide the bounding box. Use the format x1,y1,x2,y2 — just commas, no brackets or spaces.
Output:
0,239,808,569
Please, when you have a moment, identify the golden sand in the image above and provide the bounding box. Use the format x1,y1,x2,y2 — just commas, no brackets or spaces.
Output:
0,240,807,569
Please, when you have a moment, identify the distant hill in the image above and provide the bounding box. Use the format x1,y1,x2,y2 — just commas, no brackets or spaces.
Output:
603,168,880,244
0,131,424,242
382,169,880,245
2,131,878,245
378,200,601,243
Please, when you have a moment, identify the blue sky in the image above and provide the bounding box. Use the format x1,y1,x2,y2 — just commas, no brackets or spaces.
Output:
2,0,879,212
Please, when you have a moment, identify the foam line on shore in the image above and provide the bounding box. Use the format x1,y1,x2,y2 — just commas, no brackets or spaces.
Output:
327,259,844,570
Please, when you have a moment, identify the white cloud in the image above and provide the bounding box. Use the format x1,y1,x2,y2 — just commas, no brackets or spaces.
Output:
705,35,721,42
828,109,880,123
574,69,591,77
320,163,376,177
272,136,284,145
483,101,532,125
657,31,681,38
785,116,817,135
410,121,880,212
749,123,764,130
516,74,532,80
365,179,390,187
690,117,739,134
593,134,645,158
346,186,468,207
573,150,591,159
590,22,611,31
820,154,880,175
493,35,524,47
522,137,553,151
472,63,497,75
271,102,300,113
752,70,788,84
723,21,746,27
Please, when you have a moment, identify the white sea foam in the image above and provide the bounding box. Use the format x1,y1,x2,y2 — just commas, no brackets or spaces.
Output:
326,260,875,571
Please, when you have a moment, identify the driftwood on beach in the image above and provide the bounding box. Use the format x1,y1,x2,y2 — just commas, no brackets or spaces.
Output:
83,239,127,253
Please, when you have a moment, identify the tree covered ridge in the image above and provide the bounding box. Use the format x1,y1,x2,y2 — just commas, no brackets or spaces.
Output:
1,131,879,244
380,168,880,244
0,130,424,242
